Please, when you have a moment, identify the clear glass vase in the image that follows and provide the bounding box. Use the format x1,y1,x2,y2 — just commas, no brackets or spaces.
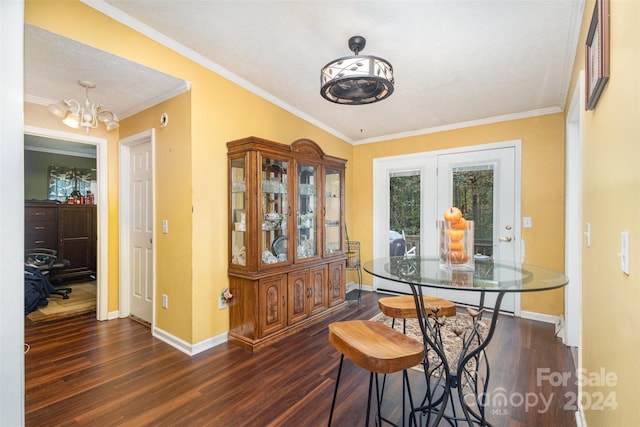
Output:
438,220,474,271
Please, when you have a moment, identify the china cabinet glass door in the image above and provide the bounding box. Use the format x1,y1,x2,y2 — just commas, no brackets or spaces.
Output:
230,157,247,267
261,157,289,266
324,168,342,255
296,164,318,260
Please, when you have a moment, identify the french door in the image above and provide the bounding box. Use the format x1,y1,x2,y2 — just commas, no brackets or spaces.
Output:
435,146,518,312
372,141,521,313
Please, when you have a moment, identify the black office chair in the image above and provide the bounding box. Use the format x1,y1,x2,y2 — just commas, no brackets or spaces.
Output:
25,249,72,299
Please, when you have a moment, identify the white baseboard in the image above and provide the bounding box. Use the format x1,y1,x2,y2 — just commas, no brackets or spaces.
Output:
519,310,560,325
575,406,587,427
346,280,373,293
152,326,228,356
554,314,566,343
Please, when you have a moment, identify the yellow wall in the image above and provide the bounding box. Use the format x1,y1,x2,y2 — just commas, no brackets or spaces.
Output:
352,113,567,315
566,0,640,425
119,92,194,337
25,0,351,344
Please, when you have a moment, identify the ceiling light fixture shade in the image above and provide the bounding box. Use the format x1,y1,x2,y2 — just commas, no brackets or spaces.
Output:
48,80,119,133
320,36,394,105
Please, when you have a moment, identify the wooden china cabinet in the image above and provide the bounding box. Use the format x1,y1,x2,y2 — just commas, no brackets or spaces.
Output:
227,136,347,352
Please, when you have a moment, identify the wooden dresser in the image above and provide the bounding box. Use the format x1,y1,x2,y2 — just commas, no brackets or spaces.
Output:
25,201,97,281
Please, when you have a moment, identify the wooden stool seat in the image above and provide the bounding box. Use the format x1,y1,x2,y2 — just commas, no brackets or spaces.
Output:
378,295,457,319
328,320,425,374
328,320,425,426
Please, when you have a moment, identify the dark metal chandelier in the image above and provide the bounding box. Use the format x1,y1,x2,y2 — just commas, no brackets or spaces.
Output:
320,36,394,105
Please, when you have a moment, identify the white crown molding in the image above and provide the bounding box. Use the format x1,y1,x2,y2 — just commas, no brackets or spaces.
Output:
24,94,54,106
81,0,352,143
26,84,192,121
352,107,563,145
558,0,586,110
117,81,191,119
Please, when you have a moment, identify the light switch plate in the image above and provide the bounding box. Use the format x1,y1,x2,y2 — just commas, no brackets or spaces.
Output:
523,217,532,228
162,219,169,234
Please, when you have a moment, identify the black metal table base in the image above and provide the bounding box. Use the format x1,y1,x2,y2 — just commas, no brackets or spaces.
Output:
407,287,505,427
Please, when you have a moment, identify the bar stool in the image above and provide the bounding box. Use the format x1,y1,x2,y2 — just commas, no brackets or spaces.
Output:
378,295,457,332
376,295,456,413
328,320,425,427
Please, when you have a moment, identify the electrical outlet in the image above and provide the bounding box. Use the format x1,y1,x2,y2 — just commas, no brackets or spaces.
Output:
218,296,227,310
162,294,168,309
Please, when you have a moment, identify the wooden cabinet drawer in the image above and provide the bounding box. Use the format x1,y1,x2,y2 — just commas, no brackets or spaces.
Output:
25,233,58,249
25,206,57,221
25,219,57,235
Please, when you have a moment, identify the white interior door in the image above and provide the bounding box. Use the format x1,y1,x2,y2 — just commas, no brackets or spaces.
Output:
436,145,520,312
129,141,153,322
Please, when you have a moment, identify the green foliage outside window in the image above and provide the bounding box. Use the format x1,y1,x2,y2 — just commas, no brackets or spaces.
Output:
388,170,494,256
389,174,420,235
453,169,494,255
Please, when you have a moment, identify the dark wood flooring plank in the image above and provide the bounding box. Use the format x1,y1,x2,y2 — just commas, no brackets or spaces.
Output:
25,292,576,426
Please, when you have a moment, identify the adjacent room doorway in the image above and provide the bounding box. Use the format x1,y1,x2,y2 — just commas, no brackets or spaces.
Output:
24,125,109,320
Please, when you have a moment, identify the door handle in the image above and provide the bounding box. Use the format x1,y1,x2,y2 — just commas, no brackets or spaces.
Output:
499,236,513,242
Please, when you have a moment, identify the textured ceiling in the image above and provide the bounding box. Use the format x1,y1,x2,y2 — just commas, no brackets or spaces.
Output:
24,0,584,144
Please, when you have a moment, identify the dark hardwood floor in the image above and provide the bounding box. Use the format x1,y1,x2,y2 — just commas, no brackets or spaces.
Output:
25,291,577,426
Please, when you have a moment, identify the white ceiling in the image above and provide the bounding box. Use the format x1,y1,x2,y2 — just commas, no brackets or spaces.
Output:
24,0,584,144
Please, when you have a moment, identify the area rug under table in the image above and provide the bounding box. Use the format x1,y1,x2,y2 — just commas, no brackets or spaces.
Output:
370,311,488,374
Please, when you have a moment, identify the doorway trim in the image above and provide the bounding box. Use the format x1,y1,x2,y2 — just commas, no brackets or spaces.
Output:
24,125,109,321
565,72,584,349
118,129,155,324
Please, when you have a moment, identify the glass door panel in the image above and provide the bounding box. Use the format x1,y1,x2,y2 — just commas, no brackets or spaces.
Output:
296,164,318,260
389,171,421,257
324,169,341,255
452,166,494,257
230,157,246,266
261,157,288,266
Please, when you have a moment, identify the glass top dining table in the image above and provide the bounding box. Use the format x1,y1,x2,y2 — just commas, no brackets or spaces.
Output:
362,256,569,295
362,257,569,426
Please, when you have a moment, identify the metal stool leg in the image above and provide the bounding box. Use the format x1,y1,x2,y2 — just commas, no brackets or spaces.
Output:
367,372,375,427
357,267,362,304
328,355,344,427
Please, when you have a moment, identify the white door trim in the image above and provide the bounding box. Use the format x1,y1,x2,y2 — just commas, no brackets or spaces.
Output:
565,71,584,349
24,125,109,321
119,129,155,324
